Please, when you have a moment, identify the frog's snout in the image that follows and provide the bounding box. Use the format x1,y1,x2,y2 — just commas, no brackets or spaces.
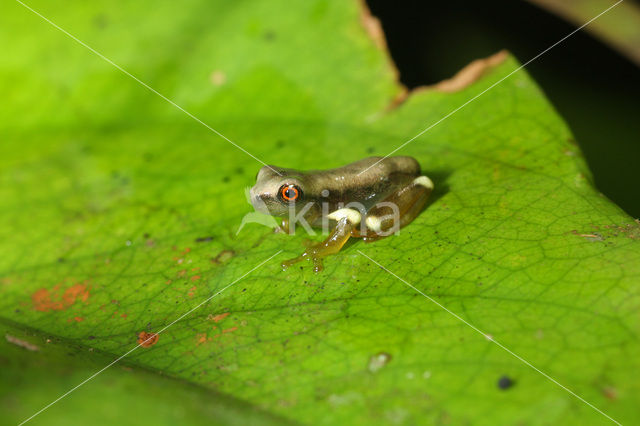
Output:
249,186,270,213
248,185,259,200
252,194,265,207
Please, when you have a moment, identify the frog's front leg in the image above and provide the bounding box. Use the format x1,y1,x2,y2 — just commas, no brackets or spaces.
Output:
281,208,361,273
354,175,434,242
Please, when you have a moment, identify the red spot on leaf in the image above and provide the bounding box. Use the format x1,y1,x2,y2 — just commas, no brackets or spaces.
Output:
187,286,197,298
138,331,159,348
222,326,238,334
209,312,230,323
32,282,90,312
190,275,201,281
602,386,618,400
195,333,209,346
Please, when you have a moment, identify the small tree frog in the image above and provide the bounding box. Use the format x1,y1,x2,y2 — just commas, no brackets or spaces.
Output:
250,156,433,272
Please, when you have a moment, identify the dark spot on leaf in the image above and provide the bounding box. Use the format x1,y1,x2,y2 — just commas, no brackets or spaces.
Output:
222,176,230,183
195,236,213,243
497,375,514,390
235,167,244,174
263,30,276,41
366,147,375,154
93,14,108,29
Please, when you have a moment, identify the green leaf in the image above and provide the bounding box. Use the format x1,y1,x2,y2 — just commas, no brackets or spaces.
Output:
2,0,639,424
1,324,288,425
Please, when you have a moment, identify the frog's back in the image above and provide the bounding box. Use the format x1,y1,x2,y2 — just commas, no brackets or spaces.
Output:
335,156,420,177
300,156,421,208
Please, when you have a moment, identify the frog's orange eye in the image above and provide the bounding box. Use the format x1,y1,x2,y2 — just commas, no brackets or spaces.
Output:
280,184,300,202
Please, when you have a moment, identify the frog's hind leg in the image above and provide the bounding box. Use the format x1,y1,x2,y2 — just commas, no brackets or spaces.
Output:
281,209,361,273
357,175,433,241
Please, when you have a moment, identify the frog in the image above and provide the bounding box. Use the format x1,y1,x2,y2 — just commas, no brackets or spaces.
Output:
250,156,433,272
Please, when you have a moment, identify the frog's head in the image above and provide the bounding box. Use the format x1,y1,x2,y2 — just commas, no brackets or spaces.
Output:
250,165,307,217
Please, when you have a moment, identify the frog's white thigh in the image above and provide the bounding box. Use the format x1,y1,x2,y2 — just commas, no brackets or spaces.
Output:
328,208,362,225
364,215,383,233
413,176,434,190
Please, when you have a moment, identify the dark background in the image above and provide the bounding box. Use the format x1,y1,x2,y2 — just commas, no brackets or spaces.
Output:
367,0,640,217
